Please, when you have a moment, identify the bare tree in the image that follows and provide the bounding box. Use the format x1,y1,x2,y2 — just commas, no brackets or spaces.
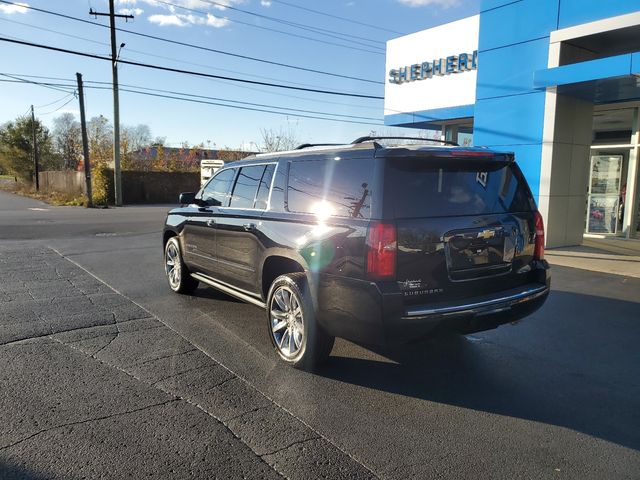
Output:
52,113,82,170
121,124,152,153
259,125,299,152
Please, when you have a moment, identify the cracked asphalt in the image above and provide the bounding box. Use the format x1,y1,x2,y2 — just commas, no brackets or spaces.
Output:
0,245,373,479
1,189,639,479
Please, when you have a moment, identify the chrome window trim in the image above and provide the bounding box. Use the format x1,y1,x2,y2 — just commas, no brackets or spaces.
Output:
222,162,278,212
265,161,279,211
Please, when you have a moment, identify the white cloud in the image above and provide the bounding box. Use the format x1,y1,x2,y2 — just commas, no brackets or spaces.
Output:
116,0,137,4
142,0,242,28
397,0,460,7
148,13,187,26
205,14,229,27
261,0,272,6
148,12,229,28
0,2,29,14
118,8,144,15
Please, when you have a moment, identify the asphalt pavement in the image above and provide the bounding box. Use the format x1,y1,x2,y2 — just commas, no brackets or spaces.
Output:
1,189,639,479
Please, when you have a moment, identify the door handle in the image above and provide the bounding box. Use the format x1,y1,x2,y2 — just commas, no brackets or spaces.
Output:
243,223,256,231
206,219,216,227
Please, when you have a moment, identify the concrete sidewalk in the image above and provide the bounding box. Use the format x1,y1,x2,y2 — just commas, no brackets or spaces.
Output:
0,246,373,479
546,238,640,279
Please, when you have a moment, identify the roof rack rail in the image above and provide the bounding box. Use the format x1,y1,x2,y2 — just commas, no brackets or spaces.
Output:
351,136,459,147
295,143,344,150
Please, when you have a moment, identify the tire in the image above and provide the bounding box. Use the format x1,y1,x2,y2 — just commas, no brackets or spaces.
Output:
164,237,199,294
266,273,335,371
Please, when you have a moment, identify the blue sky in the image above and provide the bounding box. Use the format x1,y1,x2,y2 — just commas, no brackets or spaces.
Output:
0,0,479,149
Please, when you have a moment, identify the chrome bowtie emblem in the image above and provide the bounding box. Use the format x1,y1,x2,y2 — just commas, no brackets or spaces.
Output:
477,229,495,240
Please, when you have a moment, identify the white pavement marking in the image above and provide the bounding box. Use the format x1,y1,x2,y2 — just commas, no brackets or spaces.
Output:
28,208,49,211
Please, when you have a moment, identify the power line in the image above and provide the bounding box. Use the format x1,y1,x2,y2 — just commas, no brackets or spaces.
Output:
1,74,415,118
0,72,75,94
0,17,368,93
0,0,383,85
96,82,382,121
269,0,405,35
195,0,386,47
158,0,384,47
117,88,383,126
0,74,382,122
2,71,384,112
39,96,77,116
34,92,76,109
0,36,384,100
155,0,384,53
1,75,383,127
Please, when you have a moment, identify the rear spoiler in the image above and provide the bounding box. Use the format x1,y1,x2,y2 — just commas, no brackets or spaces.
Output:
379,148,515,163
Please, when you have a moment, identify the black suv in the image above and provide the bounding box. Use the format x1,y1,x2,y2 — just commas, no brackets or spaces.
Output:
163,137,550,370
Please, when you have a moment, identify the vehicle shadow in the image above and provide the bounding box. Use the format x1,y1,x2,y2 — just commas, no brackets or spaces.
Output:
316,290,640,452
0,462,51,480
191,285,243,303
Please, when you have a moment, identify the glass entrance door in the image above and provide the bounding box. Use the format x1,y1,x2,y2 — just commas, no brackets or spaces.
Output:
586,155,623,234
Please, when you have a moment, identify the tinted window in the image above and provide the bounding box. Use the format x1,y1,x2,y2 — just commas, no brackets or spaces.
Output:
287,158,372,218
254,164,276,210
387,158,534,218
200,168,235,206
230,165,266,209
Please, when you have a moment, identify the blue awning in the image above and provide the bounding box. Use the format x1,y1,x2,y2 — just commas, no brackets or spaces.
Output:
533,52,640,104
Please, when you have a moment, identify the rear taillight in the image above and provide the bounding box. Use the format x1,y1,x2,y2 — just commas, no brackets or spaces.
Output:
533,211,545,260
367,222,397,279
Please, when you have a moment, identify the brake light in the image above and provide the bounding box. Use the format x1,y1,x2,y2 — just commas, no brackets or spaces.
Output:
367,222,397,279
533,211,545,260
451,150,493,157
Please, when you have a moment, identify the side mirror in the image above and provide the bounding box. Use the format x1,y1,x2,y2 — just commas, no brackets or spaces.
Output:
179,192,196,205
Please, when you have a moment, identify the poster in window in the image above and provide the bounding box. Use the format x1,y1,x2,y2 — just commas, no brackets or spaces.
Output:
587,195,619,234
589,155,622,195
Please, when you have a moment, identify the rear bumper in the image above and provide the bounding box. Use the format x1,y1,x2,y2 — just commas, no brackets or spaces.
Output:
404,284,548,320
317,263,550,346
389,283,549,342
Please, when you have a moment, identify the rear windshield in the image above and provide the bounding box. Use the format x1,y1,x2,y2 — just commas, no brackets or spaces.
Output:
386,157,535,218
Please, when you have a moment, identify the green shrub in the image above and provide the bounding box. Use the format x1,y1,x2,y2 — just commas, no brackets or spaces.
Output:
92,163,110,206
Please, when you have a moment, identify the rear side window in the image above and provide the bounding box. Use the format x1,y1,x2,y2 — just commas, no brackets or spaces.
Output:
230,165,266,209
287,158,372,219
386,157,534,218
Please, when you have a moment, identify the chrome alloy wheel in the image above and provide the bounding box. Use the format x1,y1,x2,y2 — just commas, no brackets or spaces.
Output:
165,241,182,290
270,286,305,358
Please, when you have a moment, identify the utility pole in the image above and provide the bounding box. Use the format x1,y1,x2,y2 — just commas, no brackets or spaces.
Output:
76,73,93,207
90,2,133,206
30,105,39,191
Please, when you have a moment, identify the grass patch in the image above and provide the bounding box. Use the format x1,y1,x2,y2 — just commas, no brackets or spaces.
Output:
0,180,88,207
0,174,16,180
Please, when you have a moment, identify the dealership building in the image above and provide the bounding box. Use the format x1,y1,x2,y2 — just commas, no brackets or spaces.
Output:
384,0,640,247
